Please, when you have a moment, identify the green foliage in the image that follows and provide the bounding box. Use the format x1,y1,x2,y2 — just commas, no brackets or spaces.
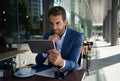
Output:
93,25,103,30
18,0,29,24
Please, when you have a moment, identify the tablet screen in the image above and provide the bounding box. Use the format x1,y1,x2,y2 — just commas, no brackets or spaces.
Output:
28,40,56,53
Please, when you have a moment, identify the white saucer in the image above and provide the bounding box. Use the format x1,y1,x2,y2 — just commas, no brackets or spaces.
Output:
14,70,35,78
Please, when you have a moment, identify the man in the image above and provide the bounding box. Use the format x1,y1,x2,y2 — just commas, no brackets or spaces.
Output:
35,6,83,72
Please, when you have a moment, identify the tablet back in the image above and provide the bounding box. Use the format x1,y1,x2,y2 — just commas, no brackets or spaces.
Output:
28,40,56,53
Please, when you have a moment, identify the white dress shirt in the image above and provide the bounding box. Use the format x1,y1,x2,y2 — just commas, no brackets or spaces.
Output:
42,28,67,69
56,29,66,69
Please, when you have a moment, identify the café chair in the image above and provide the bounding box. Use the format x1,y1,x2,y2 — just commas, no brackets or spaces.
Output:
81,43,90,75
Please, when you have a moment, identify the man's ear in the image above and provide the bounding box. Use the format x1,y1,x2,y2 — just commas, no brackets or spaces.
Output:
64,20,68,25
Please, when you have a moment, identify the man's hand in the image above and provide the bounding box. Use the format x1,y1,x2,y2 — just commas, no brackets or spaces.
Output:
48,34,59,43
48,49,64,67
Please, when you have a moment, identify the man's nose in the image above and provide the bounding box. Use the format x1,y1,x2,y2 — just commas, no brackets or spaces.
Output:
52,24,57,29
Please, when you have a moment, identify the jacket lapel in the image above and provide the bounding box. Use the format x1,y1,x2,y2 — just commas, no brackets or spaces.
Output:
61,28,72,56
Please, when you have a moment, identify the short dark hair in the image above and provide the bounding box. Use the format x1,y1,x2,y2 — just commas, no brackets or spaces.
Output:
48,6,66,21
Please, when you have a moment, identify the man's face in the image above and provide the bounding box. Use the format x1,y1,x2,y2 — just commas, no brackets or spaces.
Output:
49,15,67,36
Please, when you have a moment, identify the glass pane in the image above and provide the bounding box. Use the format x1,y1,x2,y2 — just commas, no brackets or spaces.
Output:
0,0,18,61
17,0,43,67
19,0,43,43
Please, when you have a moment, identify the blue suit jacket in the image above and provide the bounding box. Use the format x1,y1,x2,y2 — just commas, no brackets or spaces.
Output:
36,27,83,72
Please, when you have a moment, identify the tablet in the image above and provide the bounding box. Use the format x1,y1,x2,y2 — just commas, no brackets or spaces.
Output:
28,40,56,53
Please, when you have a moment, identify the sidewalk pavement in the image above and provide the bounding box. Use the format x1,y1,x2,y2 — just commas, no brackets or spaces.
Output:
83,36,120,81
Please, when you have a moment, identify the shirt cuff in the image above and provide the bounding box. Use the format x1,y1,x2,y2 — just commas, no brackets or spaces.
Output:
42,53,48,57
59,60,66,69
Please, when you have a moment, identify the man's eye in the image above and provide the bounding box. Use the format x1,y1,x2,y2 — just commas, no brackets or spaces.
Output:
56,22,60,25
49,22,53,25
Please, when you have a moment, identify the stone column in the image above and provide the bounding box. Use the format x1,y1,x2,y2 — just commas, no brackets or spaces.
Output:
71,0,75,29
103,19,105,39
87,20,92,39
105,16,107,41
111,0,119,46
107,10,112,42
106,14,109,42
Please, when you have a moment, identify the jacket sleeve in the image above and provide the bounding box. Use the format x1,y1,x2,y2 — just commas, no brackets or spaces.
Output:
61,33,83,72
35,53,47,66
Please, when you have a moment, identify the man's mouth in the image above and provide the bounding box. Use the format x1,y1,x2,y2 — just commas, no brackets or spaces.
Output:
53,29,57,33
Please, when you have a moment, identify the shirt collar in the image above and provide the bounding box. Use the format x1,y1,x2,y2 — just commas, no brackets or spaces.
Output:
60,27,67,39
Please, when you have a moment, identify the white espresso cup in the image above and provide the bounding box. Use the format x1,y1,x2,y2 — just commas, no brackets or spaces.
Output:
18,67,32,75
